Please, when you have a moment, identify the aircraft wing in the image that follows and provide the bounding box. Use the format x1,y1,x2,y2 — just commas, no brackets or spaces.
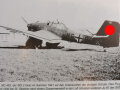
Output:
0,26,62,43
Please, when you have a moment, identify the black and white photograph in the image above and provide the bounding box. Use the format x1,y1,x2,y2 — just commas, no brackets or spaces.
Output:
0,0,120,82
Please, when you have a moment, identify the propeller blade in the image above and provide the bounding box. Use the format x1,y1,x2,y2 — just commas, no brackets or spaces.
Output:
21,17,28,24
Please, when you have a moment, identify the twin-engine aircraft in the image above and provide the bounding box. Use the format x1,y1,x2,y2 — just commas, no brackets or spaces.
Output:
0,19,120,51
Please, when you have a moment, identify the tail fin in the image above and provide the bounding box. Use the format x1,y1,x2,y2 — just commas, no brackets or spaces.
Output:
97,20,120,47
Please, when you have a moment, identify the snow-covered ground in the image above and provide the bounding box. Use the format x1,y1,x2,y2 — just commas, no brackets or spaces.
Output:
0,42,120,82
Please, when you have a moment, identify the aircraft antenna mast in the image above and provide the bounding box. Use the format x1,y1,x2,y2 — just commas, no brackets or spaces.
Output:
86,29,94,35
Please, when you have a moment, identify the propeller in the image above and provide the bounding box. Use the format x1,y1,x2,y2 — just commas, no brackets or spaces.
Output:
21,17,28,25
21,17,30,31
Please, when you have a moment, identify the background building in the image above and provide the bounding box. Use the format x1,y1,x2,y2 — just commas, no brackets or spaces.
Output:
0,27,27,47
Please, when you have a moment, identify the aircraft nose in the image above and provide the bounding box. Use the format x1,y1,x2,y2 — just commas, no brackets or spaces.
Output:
27,24,38,32
27,24,30,27
27,24,32,31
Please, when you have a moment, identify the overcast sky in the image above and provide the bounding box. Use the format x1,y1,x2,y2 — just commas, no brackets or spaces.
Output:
0,0,120,33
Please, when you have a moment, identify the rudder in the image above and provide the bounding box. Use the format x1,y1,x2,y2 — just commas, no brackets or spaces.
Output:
97,20,120,47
